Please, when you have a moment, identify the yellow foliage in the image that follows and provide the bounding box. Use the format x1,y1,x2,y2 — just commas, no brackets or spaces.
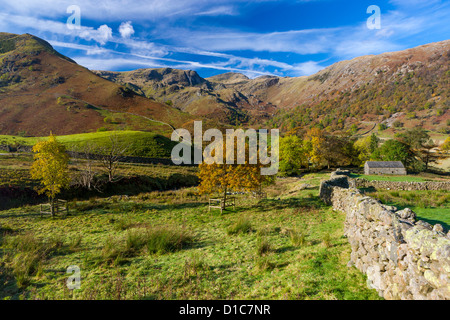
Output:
197,141,274,197
305,127,325,167
30,134,70,200
442,137,450,151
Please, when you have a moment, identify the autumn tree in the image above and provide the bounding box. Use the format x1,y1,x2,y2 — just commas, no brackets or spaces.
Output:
417,139,443,171
279,135,308,176
397,128,448,171
198,139,275,208
442,137,450,151
30,134,70,216
397,128,429,150
354,133,379,165
304,127,325,168
321,134,357,169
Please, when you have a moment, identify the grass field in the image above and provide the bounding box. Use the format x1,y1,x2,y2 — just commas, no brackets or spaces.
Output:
0,174,381,300
0,131,177,158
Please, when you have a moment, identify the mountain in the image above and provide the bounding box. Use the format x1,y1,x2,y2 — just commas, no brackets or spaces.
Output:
0,33,193,136
92,68,278,125
1,33,448,139
94,40,450,137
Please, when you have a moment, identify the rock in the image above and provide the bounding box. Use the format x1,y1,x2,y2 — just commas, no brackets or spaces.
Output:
396,208,416,222
298,183,312,190
383,205,398,212
433,224,444,233
416,220,433,230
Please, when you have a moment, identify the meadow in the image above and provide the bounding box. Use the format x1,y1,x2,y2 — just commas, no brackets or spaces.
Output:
0,172,381,300
1,149,448,300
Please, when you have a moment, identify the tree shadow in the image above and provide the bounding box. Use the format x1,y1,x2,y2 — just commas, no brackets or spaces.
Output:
253,196,327,213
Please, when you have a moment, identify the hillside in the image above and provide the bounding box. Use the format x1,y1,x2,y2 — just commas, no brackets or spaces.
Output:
0,33,193,137
0,33,448,139
94,40,450,137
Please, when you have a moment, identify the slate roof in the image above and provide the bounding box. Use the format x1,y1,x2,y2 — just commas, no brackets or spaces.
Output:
365,161,405,168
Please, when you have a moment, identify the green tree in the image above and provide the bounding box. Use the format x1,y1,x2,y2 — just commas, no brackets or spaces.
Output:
30,134,70,216
371,139,409,164
279,135,307,176
397,128,430,150
354,134,379,165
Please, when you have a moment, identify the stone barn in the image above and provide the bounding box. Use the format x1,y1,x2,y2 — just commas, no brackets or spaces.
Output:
364,161,406,175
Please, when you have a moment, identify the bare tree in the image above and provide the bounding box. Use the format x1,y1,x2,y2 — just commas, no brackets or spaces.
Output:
71,142,101,191
418,139,447,171
98,134,128,183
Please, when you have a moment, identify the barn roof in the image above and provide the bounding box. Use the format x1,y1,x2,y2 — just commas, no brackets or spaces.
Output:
365,161,405,168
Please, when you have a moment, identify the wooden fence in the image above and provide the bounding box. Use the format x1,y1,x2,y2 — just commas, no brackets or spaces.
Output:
40,199,68,217
208,197,235,213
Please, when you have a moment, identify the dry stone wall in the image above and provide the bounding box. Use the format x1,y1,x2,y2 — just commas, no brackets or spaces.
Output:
320,172,450,300
354,178,450,191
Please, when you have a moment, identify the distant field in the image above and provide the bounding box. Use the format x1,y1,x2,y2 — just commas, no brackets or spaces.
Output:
0,131,177,158
350,173,433,182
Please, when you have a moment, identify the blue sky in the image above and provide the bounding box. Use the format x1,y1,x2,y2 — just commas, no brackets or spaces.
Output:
1,0,449,78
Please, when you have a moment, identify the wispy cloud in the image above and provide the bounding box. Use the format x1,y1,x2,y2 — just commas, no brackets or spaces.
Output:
1,0,449,77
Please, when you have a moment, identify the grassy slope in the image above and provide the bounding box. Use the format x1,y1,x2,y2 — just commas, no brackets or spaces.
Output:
0,174,381,300
0,131,177,158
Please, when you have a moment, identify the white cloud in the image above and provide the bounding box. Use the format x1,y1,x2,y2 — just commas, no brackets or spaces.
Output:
79,24,113,45
195,6,236,16
291,61,324,76
119,21,135,39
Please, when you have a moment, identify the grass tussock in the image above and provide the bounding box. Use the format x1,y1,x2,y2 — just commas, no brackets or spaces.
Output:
256,236,272,256
3,233,66,288
100,226,194,265
289,229,307,247
227,216,253,235
322,233,332,248
254,256,276,272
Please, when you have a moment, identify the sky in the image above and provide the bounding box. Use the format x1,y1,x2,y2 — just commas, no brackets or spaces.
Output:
0,0,449,78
